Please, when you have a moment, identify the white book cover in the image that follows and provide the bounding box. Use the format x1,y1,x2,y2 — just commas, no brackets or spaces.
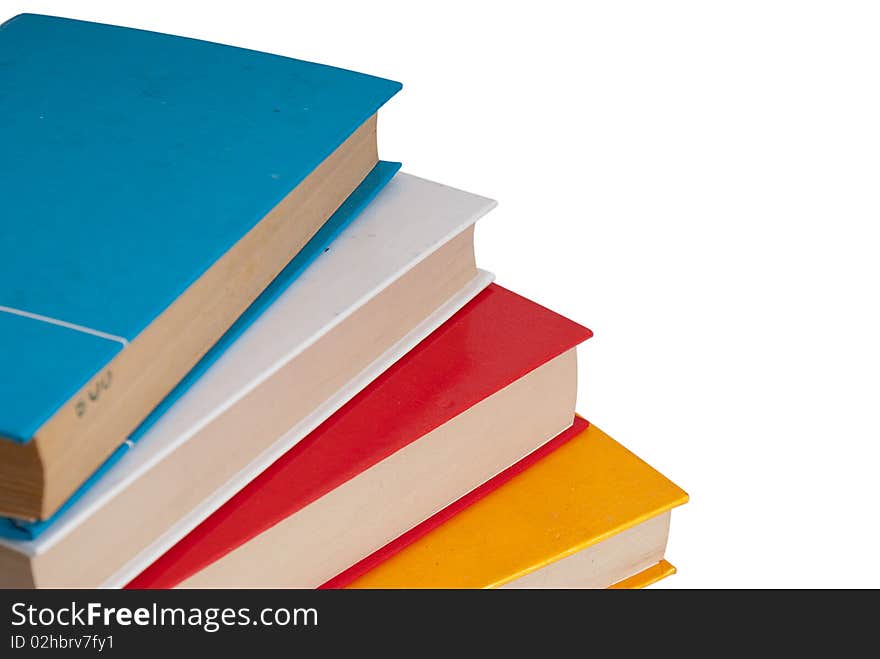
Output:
0,173,495,587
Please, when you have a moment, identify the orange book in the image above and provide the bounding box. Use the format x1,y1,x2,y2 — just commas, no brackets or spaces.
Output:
339,419,687,589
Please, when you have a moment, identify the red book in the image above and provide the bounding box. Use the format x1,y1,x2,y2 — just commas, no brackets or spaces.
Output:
128,284,591,588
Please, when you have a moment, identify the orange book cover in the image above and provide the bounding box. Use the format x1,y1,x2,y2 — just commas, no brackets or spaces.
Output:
609,560,677,589
340,419,688,589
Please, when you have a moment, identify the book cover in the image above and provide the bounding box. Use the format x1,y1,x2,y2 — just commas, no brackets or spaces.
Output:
0,14,401,519
128,285,592,588
608,560,677,589
328,419,688,589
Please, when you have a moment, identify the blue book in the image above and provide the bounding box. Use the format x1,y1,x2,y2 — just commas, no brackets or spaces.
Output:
0,14,401,521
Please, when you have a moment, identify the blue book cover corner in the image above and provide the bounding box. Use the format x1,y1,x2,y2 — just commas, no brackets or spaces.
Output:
0,13,401,443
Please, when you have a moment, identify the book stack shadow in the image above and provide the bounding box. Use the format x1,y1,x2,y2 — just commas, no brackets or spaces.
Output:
0,14,687,589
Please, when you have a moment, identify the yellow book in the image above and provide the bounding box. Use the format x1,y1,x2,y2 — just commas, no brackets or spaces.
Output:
345,419,687,589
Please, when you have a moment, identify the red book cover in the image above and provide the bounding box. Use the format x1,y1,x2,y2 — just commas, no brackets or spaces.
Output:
128,284,591,589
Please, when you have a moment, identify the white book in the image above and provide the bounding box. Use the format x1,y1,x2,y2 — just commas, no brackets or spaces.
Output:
0,173,495,588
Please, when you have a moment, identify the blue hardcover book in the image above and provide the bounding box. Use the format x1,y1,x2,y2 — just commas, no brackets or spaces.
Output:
0,14,401,521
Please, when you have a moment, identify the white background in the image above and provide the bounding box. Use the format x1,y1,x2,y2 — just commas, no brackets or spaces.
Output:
5,1,878,588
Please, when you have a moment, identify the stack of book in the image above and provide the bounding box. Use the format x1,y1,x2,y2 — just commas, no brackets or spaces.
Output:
0,14,687,589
